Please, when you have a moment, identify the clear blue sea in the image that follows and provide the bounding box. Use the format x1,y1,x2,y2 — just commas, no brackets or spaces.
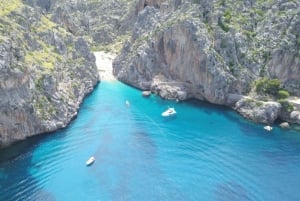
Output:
1,81,300,201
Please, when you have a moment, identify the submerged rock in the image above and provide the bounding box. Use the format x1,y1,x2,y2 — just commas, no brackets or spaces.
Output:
142,91,151,97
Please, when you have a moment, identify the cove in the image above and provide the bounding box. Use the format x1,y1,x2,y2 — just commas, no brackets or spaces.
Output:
1,81,300,201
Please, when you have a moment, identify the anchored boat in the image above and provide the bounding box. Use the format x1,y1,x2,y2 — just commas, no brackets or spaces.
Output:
86,156,95,166
162,108,176,117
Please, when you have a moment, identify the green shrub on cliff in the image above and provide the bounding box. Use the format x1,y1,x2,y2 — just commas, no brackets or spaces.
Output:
255,78,280,96
277,90,290,99
0,0,22,17
255,78,291,99
218,17,230,32
25,50,57,71
278,99,294,113
224,10,232,23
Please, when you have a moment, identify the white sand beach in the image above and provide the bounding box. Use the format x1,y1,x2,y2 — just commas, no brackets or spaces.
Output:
94,51,116,81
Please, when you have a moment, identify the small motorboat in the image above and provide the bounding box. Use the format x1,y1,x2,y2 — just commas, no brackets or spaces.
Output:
264,125,273,131
161,107,176,117
125,100,130,107
86,156,95,166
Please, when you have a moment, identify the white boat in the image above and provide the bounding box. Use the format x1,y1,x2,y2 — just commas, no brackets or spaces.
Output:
86,156,95,166
125,100,130,107
161,108,176,117
264,125,273,131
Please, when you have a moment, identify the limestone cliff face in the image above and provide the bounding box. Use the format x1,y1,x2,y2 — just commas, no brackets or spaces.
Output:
113,0,300,124
234,98,281,124
137,0,167,12
114,0,253,104
23,0,137,50
0,2,98,147
268,48,300,96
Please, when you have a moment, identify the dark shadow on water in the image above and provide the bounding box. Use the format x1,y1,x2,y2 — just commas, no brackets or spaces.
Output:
0,123,78,164
183,99,273,139
214,181,252,201
0,134,57,201
183,98,297,139
0,82,102,163
0,133,51,164
261,135,300,166
132,129,157,156
28,189,57,201
185,98,232,115
0,123,78,201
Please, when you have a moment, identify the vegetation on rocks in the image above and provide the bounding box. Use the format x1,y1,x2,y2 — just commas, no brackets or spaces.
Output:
255,78,281,96
28,0,137,53
277,90,290,99
0,0,98,147
0,0,22,17
278,99,294,113
113,0,300,124
1,0,300,147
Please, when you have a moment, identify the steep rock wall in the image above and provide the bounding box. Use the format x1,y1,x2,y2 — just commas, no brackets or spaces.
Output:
23,0,137,49
0,2,98,147
113,0,300,124
137,0,167,12
114,1,253,104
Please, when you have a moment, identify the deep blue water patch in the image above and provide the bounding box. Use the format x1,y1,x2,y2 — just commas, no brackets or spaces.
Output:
1,81,300,201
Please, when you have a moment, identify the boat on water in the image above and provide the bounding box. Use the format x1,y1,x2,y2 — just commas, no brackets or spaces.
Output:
264,125,273,131
86,156,95,166
161,107,176,117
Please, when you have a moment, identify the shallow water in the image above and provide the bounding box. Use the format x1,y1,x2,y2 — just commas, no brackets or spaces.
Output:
1,81,300,201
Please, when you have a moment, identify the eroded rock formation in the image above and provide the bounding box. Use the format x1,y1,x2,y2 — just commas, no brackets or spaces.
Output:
0,2,98,147
24,0,137,49
113,0,300,124
1,0,300,148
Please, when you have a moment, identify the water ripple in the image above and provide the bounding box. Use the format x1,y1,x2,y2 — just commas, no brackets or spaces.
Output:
1,82,300,201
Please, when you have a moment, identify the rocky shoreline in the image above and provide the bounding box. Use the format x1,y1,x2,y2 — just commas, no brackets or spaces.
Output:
113,0,300,126
0,2,99,148
1,0,300,148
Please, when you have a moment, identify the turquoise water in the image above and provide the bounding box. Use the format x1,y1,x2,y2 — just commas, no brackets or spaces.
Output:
1,81,300,201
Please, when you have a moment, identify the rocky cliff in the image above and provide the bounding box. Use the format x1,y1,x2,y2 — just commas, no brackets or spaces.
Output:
0,1,98,147
1,0,300,147
23,0,137,52
113,0,300,124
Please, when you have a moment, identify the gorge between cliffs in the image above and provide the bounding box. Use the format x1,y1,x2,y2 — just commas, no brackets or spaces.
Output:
1,0,300,148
